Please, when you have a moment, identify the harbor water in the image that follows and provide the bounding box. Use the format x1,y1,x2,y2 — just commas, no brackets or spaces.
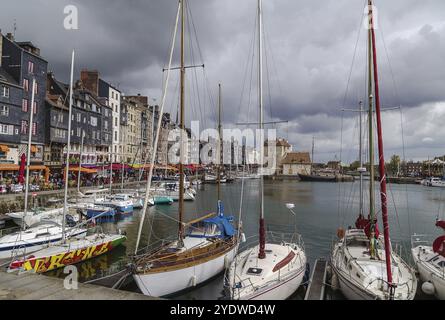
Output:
40,179,444,299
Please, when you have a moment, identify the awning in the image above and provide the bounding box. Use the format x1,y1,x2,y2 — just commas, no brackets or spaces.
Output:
67,166,98,174
0,145,10,153
0,164,50,182
31,145,38,153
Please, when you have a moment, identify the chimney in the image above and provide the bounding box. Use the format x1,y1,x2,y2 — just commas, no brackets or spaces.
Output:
80,70,99,95
6,33,13,41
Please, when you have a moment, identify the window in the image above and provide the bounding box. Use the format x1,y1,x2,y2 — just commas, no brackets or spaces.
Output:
22,99,28,112
104,120,108,130
92,104,97,112
97,132,100,140
114,131,117,141
77,127,81,137
2,86,9,98
83,117,86,124
34,83,38,95
33,101,37,114
77,113,81,122
0,124,13,135
90,116,97,126
92,131,95,139
28,61,34,74
115,118,118,127
32,122,37,136
58,113,63,123
0,105,9,116
21,120,28,134
23,79,29,92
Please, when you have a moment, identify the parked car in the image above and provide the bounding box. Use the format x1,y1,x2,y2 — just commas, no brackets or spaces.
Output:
0,184,7,194
10,184,24,193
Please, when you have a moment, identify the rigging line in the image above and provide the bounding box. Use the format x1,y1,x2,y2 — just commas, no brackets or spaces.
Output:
341,0,368,113
336,110,345,227
262,16,273,122
398,108,412,233
236,12,258,123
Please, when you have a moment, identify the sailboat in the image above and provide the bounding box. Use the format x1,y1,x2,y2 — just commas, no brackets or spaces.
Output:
225,0,307,300
330,1,417,300
8,51,126,273
130,0,238,297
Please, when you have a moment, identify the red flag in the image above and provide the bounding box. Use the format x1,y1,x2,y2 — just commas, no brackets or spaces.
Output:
18,153,26,184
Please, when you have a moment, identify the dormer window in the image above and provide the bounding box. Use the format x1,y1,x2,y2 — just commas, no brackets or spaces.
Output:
28,61,34,74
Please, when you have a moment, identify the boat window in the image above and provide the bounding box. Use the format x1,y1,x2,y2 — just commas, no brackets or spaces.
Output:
246,268,263,276
437,261,445,268
345,238,369,247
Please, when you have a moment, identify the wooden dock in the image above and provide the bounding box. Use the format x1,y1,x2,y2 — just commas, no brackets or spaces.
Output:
304,258,327,300
0,271,160,300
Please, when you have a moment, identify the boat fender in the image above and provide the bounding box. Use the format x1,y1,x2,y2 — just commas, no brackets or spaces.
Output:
337,228,345,239
421,281,435,296
303,263,311,287
240,233,247,243
191,275,197,287
326,265,332,279
330,273,339,290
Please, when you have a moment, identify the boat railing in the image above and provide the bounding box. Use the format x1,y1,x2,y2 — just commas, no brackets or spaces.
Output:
0,226,21,238
411,234,432,248
238,231,304,253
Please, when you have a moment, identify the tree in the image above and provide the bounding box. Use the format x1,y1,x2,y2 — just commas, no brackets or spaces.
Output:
388,154,401,176
350,161,361,171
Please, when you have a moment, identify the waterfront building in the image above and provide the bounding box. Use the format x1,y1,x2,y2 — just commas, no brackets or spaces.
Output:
264,138,292,175
281,152,311,176
45,72,112,175
0,32,48,181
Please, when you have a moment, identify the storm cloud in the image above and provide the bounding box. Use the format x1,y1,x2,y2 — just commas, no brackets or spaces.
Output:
1,0,444,162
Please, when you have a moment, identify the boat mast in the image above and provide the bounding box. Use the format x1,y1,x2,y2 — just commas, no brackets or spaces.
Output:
367,3,376,257
22,78,36,230
77,130,84,193
178,0,185,243
258,0,266,260
63,50,75,242
369,0,394,296
359,101,364,216
311,136,315,174
217,83,222,211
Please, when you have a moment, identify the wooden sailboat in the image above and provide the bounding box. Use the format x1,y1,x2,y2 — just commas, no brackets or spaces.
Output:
225,0,307,300
131,0,238,297
330,1,417,300
8,51,126,273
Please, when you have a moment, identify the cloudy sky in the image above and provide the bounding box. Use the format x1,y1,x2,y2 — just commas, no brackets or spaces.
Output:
1,0,444,163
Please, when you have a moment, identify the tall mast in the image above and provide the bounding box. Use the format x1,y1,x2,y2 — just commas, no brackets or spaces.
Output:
311,136,315,174
77,130,84,193
369,0,394,296
63,50,75,242
178,0,185,242
258,0,266,260
367,4,376,249
359,101,363,216
22,78,36,231
217,83,222,207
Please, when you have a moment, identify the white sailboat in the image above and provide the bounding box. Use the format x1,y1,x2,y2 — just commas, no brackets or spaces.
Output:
411,221,445,300
225,0,307,300
131,0,238,297
330,1,417,300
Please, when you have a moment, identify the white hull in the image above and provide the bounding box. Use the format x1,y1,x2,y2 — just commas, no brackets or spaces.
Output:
412,245,445,300
331,229,417,300
227,242,306,300
134,245,237,297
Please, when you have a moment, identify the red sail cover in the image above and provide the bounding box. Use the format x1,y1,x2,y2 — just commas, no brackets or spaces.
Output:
18,153,26,184
433,235,445,257
355,215,380,239
436,220,445,231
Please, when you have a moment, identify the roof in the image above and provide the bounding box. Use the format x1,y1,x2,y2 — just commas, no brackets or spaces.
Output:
265,139,291,148
282,152,311,164
0,67,20,86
